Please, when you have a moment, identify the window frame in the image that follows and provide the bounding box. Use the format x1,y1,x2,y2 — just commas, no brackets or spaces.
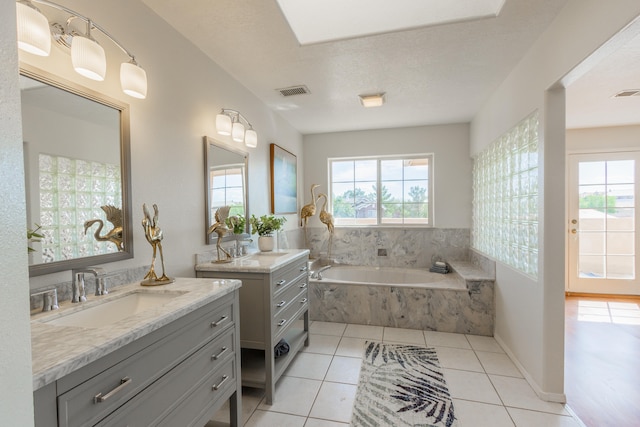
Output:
328,153,434,228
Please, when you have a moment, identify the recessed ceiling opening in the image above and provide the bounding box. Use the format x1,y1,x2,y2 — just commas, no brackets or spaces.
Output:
277,85,311,97
613,89,640,98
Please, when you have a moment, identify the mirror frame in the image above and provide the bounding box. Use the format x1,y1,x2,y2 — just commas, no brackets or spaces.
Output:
203,136,249,244
21,64,134,277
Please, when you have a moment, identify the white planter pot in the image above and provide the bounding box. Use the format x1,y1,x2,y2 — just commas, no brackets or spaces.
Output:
258,235,275,252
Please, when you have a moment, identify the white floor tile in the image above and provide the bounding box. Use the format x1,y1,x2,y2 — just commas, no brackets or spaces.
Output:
424,330,472,349
383,327,427,345
310,321,347,336
325,355,362,385
301,334,341,355
507,407,581,427
443,368,502,405
284,352,333,381
335,337,367,358
244,410,307,427
257,376,322,416
452,399,515,427
466,335,505,353
435,346,484,372
490,375,568,415
476,351,523,378
343,324,384,340
309,382,358,423
304,418,350,427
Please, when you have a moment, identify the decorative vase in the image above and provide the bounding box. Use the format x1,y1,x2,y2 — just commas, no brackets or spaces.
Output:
258,235,275,252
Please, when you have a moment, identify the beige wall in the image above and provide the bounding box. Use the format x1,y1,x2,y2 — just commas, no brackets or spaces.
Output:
471,0,640,399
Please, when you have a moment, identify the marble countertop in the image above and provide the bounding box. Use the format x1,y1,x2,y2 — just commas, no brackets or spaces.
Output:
195,248,309,273
30,277,241,390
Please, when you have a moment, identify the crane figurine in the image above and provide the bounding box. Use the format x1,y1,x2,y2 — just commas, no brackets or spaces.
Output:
84,205,124,251
317,193,335,257
300,184,320,246
208,206,232,263
141,203,173,285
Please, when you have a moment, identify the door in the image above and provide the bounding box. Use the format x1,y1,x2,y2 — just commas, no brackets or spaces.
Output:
568,152,640,295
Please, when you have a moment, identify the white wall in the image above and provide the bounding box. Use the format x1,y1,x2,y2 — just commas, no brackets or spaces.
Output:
0,1,35,425
19,0,303,290
471,0,640,399
567,125,640,152
303,123,471,229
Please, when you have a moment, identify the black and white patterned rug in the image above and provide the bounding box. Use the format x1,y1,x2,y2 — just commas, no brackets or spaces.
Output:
351,342,458,427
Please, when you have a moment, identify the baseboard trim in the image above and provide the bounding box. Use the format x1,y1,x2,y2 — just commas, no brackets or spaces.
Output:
565,404,588,427
493,333,567,403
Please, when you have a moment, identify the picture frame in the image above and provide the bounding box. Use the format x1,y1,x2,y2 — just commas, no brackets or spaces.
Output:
270,143,297,214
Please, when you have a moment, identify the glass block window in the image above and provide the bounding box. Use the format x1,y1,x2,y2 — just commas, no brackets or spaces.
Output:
38,154,121,263
472,111,539,277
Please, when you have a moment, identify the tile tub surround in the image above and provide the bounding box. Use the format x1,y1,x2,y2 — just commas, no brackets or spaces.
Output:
309,261,495,336
30,277,241,390
299,227,470,267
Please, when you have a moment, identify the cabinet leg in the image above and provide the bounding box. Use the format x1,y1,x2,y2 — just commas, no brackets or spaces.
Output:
229,390,241,427
303,311,310,346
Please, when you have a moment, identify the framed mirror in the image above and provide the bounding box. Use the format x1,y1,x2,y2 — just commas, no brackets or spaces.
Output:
21,64,133,276
204,136,249,244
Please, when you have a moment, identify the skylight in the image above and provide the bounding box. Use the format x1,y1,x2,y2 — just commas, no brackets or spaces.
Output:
276,0,505,45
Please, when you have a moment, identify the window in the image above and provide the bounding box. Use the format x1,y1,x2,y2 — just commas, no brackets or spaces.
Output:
210,165,245,218
329,154,433,226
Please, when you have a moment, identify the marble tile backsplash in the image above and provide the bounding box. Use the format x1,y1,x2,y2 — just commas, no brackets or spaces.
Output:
29,266,148,311
285,227,470,267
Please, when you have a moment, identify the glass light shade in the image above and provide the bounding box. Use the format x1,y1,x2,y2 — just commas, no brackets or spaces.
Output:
120,62,147,99
71,36,106,81
244,129,257,148
16,2,51,57
216,114,232,135
232,122,245,143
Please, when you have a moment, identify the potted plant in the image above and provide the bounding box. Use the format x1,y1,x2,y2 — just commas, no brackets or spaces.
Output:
249,214,286,252
225,214,246,235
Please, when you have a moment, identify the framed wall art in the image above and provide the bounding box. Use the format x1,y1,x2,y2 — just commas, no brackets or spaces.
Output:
270,143,297,214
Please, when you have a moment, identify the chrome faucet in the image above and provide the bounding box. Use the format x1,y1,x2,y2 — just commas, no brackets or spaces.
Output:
31,288,59,312
71,267,108,302
311,265,332,280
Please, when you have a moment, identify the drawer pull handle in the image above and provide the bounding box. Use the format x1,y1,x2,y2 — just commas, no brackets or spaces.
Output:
299,282,307,289
94,377,132,403
211,315,229,327
212,375,229,391
212,346,228,360
276,279,286,286
300,298,308,304
276,300,287,308
300,266,308,272
277,319,287,327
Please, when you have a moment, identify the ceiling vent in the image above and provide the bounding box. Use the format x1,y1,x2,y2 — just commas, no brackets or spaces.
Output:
613,89,640,98
277,85,310,97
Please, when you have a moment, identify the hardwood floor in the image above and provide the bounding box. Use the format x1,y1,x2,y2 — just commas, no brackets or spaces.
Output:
565,295,640,427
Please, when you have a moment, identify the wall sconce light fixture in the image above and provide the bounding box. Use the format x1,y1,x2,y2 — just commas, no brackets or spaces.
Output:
16,0,148,99
216,109,258,148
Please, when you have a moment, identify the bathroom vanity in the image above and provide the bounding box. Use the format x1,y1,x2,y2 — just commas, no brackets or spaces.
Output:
196,249,310,404
30,278,241,427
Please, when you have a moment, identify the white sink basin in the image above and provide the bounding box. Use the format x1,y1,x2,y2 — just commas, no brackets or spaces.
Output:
43,291,183,329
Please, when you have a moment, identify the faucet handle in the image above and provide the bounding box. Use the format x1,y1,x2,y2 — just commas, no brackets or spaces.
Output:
95,277,108,296
31,288,59,312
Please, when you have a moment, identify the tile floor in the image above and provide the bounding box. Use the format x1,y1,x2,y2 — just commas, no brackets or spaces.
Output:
208,321,582,427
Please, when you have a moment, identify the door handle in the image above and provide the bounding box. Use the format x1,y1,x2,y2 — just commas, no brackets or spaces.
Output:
571,229,577,234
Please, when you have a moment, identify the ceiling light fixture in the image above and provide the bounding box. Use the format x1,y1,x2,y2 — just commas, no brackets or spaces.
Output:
216,109,258,148
15,0,148,99
359,93,386,108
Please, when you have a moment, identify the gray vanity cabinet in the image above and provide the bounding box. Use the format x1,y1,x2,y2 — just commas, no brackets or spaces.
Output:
33,290,241,427
196,253,310,404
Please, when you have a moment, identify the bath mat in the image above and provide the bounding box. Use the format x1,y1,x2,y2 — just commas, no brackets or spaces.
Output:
351,342,458,427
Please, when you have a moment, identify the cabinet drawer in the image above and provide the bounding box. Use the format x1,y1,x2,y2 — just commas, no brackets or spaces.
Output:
272,275,308,318
271,258,308,296
97,330,237,427
58,301,235,427
272,288,308,343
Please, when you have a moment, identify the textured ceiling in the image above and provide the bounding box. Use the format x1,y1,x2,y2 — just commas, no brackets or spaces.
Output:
140,0,637,134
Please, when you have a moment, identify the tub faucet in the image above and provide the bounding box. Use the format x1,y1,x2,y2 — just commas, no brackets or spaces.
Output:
71,267,108,302
312,265,332,280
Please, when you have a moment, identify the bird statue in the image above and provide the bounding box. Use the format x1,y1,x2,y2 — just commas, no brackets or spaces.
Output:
300,184,320,227
207,206,232,262
141,203,173,285
84,205,124,251
317,193,335,257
